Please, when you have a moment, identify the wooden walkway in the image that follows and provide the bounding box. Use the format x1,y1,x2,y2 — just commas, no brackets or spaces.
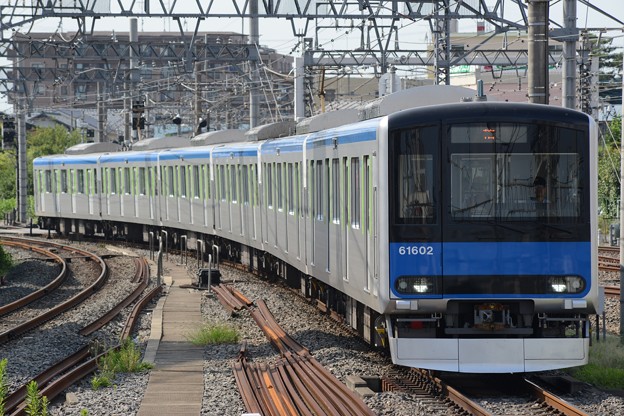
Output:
138,261,204,416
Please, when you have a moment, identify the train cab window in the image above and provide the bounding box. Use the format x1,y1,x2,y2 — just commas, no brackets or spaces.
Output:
391,126,437,225
448,123,585,222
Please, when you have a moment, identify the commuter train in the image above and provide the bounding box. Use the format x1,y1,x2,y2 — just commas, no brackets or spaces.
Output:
33,86,601,373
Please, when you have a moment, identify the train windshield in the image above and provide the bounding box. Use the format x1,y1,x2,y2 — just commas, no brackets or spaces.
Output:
448,122,584,221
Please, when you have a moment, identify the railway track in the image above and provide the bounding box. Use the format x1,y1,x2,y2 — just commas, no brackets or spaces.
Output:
3,257,161,416
213,284,375,416
0,236,108,344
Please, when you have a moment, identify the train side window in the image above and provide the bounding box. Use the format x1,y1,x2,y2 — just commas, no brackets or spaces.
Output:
110,168,117,194
138,168,146,195
295,162,301,217
45,170,52,193
308,161,315,218
242,165,249,205
316,160,323,221
124,167,131,195
266,163,273,208
231,164,238,203
287,163,294,215
60,170,68,194
180,165,187,198
350,157,360,228
69,169,75,194
277,162,283,211
167,166,174,197
332,159,340,223
77,170,85,194
192,166,200,198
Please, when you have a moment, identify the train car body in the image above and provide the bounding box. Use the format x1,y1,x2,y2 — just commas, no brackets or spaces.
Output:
33,88,600,373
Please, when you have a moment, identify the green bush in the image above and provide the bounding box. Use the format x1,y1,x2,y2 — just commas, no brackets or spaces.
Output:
0,245,13,281
567,336,624,390
0,358,8,416
186,323,239,346
91,339,152,390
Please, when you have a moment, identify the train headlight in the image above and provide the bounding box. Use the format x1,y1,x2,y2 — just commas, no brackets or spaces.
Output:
395,276,437,295
548,276,585,294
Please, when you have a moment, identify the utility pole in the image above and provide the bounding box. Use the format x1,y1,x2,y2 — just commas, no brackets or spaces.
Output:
249,0,259,128
527,0,550,104
561,0,577,109
16,99,27,223
619,55,624,342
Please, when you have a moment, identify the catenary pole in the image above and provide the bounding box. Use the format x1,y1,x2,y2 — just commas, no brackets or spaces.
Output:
620,54,624,341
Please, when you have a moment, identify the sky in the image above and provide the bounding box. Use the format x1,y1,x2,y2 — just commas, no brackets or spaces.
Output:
0,0,622,114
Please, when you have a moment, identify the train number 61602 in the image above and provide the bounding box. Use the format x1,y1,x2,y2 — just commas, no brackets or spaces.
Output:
397,245,434,256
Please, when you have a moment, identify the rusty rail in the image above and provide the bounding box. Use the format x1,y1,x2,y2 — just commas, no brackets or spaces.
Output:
0,238,108,344
6,281,162,416
227,286,375,416
0,239,68,316
80,257,150,336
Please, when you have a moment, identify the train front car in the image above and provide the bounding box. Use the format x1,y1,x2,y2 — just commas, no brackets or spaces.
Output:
381,102,599,373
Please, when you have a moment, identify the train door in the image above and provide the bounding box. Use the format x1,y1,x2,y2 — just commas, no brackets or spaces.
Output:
364,155,376,296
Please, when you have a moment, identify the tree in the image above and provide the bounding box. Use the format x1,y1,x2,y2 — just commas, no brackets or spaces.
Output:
0,125,81,216
598,116,622,220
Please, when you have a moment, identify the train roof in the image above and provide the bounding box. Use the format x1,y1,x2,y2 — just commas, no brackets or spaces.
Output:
65,142,122,155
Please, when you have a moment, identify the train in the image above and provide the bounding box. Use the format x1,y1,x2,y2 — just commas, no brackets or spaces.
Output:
33,85,602,373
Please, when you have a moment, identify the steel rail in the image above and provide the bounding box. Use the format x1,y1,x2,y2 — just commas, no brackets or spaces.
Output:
0,239,68,316
7,282,162,416
0,239,109,344
604,285,620,297
524,378,590,416
80,257,150,336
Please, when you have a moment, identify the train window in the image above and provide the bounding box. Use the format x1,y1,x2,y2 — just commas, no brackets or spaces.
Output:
109,168,116,194
267,163,273,208
231,165,238,203
124,167,131,195
167,166,174,197
179,166,187,198
392,127,437,224
331,159,339,223
251,164,257,206
139,168,146,195
60,170,68,193
45,171,52,193
193,166,200,198
308,161,314,218
316,160,323,221
77,170,85,194
242,165,249,205
220,165,226,201
277,163,283,211
287,163,294,214
69,170,75,194
343,157,349,225
350,158,360,228
295,162,301,217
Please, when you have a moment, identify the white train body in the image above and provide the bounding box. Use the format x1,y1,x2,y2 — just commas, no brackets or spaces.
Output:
34,87,600,373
